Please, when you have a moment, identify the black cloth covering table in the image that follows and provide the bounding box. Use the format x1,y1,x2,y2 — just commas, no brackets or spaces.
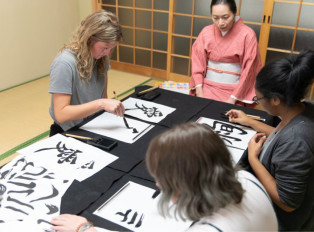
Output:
59,86,278,231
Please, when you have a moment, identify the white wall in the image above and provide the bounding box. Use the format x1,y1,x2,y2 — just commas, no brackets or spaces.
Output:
0,0,93,91
78,0,93,22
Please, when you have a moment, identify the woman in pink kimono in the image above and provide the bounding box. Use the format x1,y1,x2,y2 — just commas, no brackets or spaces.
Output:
190,0,262,106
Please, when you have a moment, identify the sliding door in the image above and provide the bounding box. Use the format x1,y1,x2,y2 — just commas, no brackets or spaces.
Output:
95,0,313,100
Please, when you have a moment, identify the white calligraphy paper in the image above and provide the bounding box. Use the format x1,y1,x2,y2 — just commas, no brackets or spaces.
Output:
94,181,191,232
0,154,73,225
80,112,154,144
196,117,256,150
17,134,118,181
0,133,118,228
227,147,245,165
123,97,176,123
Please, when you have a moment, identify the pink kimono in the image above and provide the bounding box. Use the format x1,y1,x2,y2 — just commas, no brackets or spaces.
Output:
190,17,262,105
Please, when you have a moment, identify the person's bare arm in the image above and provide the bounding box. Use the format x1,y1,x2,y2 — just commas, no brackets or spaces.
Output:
53,93,124,123
195,86,204,98
226,109,275,136
51,214,98,232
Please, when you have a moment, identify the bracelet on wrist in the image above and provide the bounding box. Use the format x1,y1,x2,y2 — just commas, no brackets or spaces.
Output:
76,221,94,232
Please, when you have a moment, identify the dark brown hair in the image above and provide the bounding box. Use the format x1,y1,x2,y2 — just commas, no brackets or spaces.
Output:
146,122,243,221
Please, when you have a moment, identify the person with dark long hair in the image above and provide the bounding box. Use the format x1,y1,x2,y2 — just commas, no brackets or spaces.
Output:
190,0,262,106
227,49,314,231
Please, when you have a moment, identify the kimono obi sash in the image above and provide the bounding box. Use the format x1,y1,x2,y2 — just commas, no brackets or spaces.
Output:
205,60,241,84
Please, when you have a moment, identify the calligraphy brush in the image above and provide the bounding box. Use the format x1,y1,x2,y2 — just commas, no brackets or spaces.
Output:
137,86,158,96
125,108,139,111
113,91,130,129
65,133,93,141
223,111,266,122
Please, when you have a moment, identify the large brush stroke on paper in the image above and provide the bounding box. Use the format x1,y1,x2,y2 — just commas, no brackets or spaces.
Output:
0,134,118,230
80,112,154,144
0,155,72,230
17,134,118,181
94,181,191,232
197,117,256,164
123,97,176,123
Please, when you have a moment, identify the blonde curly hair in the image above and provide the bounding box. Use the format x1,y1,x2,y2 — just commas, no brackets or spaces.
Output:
61,9,122,82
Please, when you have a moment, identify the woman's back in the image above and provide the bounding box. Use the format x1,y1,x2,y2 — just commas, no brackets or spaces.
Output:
188,170,278,231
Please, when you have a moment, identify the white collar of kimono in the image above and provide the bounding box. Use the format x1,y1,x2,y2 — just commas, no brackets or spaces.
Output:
221,16,240,37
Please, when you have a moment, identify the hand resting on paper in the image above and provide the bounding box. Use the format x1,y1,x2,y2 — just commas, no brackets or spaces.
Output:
226,109,275,137
225,109,252,126
51,214,97,232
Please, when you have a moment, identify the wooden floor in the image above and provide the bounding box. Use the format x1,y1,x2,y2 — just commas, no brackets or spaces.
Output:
0,69,156,166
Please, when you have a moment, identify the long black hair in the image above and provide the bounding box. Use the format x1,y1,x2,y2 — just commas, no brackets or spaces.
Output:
210,0,237,14
256,49,314,107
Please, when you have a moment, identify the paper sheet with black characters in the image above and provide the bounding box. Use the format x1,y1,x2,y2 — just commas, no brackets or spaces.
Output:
123,97,176,123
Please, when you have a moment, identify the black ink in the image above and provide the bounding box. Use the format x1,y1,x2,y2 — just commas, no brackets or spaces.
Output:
209,121,248,145
16,175,36,181
35,141,82,165
135,214,144,228
0,184,6,195
7,196,34,209
212,121,247,135
122,117,138,133
125,108,139,111
43,174,55,179
81,161,95,169
30,185,58,203
123,117,130,129
152,189,160,199
5,206,28,215
128,212,138,224
12,158,27,167
135,103,163,118
216,133,242,144
116,210,144,228
0,170,10,179
38,219,53,225
8,189,34,196
45,204,59,215
116,209,132,222
21,161,34,171
43,172,55,179
7,181,36,189
24,167,47,176
9,173,17,180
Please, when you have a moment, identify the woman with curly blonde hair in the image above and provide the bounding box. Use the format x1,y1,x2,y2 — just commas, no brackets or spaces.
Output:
49,9,124,136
